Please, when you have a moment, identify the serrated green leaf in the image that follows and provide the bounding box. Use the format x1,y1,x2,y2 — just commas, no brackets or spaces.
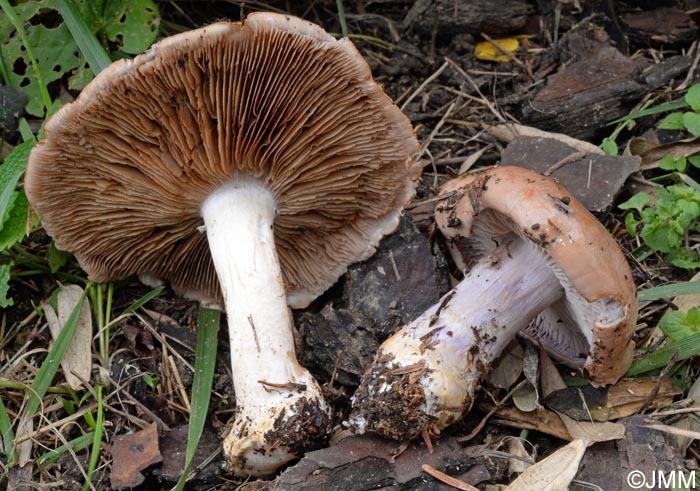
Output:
619,192,651,213
660,308,700,341
0,141,33,245
659,112,686,130
641,222,675,253
685,84,700,112
0,263,12,307
0,190,29,250
683,112,700,137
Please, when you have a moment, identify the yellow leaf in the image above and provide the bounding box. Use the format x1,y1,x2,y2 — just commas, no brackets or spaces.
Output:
475,36,530,62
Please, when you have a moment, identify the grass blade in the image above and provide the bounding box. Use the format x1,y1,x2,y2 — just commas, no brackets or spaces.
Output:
20,285,90,424
36,431,94,466
638,281,700,302
0,396,14,459
54,0,111,75
82,386,103,491
626,332,700,376
172,306,220,491
610,98,689,125
123,285,165,314
336,0,348,37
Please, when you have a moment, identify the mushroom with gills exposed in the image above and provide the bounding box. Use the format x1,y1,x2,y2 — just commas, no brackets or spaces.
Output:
24,13,419,476
350,166,637,440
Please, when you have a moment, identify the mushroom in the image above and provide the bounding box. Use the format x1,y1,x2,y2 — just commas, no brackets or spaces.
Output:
350,166,636,440
25,13,419,475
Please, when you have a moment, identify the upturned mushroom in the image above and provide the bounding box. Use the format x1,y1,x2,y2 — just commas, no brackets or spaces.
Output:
351,166,636,440
25,13,419,475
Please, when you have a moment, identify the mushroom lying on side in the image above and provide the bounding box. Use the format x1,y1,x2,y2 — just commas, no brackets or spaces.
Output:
351,166,637,440
25,13,419,475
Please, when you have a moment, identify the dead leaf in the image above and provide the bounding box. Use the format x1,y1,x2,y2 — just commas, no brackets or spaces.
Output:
483,404,571,440
110,422,162,489
557,412,625,444
539,350,566,398
490,340,523,390
475,36,531,62
674,376,700,452
544,378,680,421
628,135,700,171
506,438,530,475
504,439,586,491
44,284,92,390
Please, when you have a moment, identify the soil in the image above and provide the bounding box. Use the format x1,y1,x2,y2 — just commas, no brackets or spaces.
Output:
3,0,700,490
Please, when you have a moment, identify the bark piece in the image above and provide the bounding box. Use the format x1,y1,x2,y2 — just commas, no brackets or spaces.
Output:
274,435,477,491
621,7,698,48
297,306,378,387
110,422,162,489
500,136,641,211
343,217,449,340
522,31,644,141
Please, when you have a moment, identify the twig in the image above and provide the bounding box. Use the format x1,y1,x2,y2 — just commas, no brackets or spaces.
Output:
445,57,505,122
421,464,479,491
401,60,449,111
479,32,534,81
543,150,587,176
456,379,529,442
639,348,680,413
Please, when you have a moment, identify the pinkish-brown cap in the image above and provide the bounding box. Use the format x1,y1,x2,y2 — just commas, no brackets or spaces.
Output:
434,166,637,385
25,13,419,309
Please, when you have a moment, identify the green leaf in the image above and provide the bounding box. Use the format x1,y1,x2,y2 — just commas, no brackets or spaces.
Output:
55,0,111,74
685,84,700,112
683,111,700,137
0,141,34,246
659,155,683,171
658,112,686,130
619,192,651,213
601,138,618,156
36,431,94,466
0,391,14,459
0,263,12,308
101,0,160,55
624,213,641,236
659,308,700,341
48,241,72,273
688,154,700,169
0,190,29,250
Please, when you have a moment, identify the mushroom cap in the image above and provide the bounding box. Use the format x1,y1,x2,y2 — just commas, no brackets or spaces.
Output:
25,13,419,309
434,166,637,385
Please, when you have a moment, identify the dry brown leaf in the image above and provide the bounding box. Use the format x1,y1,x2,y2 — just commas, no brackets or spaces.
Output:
674,376,700,451
484,404,571,440
557,412,625,444
539,350,566,398
504,439,586,491
44,284,92,391
489,341,523,390
506,437,530,475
